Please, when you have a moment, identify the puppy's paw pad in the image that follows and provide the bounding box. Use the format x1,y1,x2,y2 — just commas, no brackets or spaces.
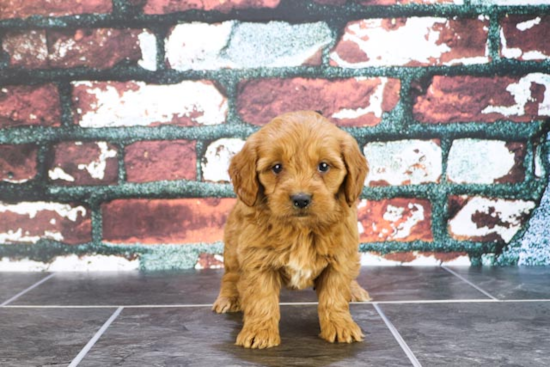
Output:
236,327,280,349
320,319,364,344
212,297,240,313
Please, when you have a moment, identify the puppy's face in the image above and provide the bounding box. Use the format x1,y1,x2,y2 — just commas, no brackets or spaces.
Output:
229,111,368,225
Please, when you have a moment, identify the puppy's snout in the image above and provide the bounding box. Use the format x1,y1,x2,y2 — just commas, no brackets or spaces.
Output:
291,193,312,209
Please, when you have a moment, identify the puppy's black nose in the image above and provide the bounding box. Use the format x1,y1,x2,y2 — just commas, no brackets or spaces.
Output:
291,193,312,209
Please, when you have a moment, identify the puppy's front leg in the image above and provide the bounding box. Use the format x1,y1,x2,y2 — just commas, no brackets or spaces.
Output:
315,267,364,343
236,268,281,349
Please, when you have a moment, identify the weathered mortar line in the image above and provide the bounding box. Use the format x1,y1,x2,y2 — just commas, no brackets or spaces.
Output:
116,142,127,185
2,3,549,31
487,11,501,62
195,140,204,182
0,121,545,146
2,61,550,85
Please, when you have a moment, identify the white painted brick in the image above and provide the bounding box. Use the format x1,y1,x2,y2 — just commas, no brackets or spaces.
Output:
449,197,535,243
364,140,442,186
447,139,517,184
73,81,228,128
166,21,332,70
202,138,246,183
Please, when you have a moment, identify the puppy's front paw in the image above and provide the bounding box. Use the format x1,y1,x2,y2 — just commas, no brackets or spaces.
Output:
320,318,364,344
212,296,240,313
236,326,281,349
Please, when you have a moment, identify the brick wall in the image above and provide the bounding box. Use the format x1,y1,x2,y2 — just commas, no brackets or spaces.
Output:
1,0,549,270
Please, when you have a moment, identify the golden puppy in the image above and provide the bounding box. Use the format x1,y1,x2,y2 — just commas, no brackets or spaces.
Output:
213,111,371,349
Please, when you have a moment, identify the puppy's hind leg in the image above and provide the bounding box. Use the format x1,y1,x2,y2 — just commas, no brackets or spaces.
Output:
350,280,371,302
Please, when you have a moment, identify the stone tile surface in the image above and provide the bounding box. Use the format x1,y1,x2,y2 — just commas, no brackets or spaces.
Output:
79,305,410,367
0,308,116,367
380,302,550,366
446,266,550,300
0,272,51,304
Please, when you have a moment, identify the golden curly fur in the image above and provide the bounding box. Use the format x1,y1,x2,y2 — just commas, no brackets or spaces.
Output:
213,111,371,349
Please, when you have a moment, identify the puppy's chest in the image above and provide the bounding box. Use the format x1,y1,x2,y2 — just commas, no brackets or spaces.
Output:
281,239,329,290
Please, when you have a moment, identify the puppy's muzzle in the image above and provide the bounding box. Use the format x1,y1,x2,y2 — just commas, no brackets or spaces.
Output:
291,193,312,209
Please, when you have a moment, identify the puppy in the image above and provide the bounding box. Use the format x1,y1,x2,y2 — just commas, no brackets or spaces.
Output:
213,111,371,349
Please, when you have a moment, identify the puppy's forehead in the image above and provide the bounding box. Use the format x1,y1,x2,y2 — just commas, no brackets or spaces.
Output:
258,118,342,159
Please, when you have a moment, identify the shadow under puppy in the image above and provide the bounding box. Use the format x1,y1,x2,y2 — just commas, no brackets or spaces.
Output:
213,111,371,349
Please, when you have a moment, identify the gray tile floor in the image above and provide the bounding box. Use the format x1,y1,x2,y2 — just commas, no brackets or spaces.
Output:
1,266,549,366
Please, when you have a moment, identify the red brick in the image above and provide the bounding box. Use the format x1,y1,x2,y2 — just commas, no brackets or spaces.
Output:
72,81,227,128
143,0,279,14
0,202,91,245
1,30,49,69
237,77,400,127
412,74,550,123
357,0,460,4
48,142,118,185
195,253,224,269
358,198,433,242
0,0,112,20
3,29,150,69
0,85,61,128
312,0,346,4
102,198,236,244
448,196,535,243
0,144,38,183
501,15,550,61
382,251,469,264
125,140,196,183
331,17,489,67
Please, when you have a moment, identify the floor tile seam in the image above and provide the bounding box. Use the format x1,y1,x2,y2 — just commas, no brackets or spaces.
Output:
3,299,550,309
441,266,499,301
0,273,56,306
373,303,422,367
68,306,124,367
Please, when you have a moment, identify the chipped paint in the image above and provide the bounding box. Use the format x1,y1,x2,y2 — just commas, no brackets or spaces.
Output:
48,167,76,182
516,17,541,31
202,138,245,183
359,252,471,266
333,78,388,119
137,30,157,71
330,18,488,67
77,142,117,180
166,22,235,70
0,254,139,271
449,197,535,243
364,140,442,186
73,81,228,127
447,139,516,184
0,202,87,221
482,74,550,117
0,228,64,244
166,21,332,70
383,203,425,240
501,24,549,60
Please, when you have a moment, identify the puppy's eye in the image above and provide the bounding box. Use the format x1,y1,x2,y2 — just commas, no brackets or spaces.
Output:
272,164,283,174
318,162,330,173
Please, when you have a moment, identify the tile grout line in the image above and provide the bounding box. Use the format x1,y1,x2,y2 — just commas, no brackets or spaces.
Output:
0,273,57,306
441,266,499,301
68,306,124,367
373,303,422,367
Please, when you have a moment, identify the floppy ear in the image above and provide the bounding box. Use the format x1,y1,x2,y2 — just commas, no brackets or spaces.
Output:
341,134,369,207
228,138,259,207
